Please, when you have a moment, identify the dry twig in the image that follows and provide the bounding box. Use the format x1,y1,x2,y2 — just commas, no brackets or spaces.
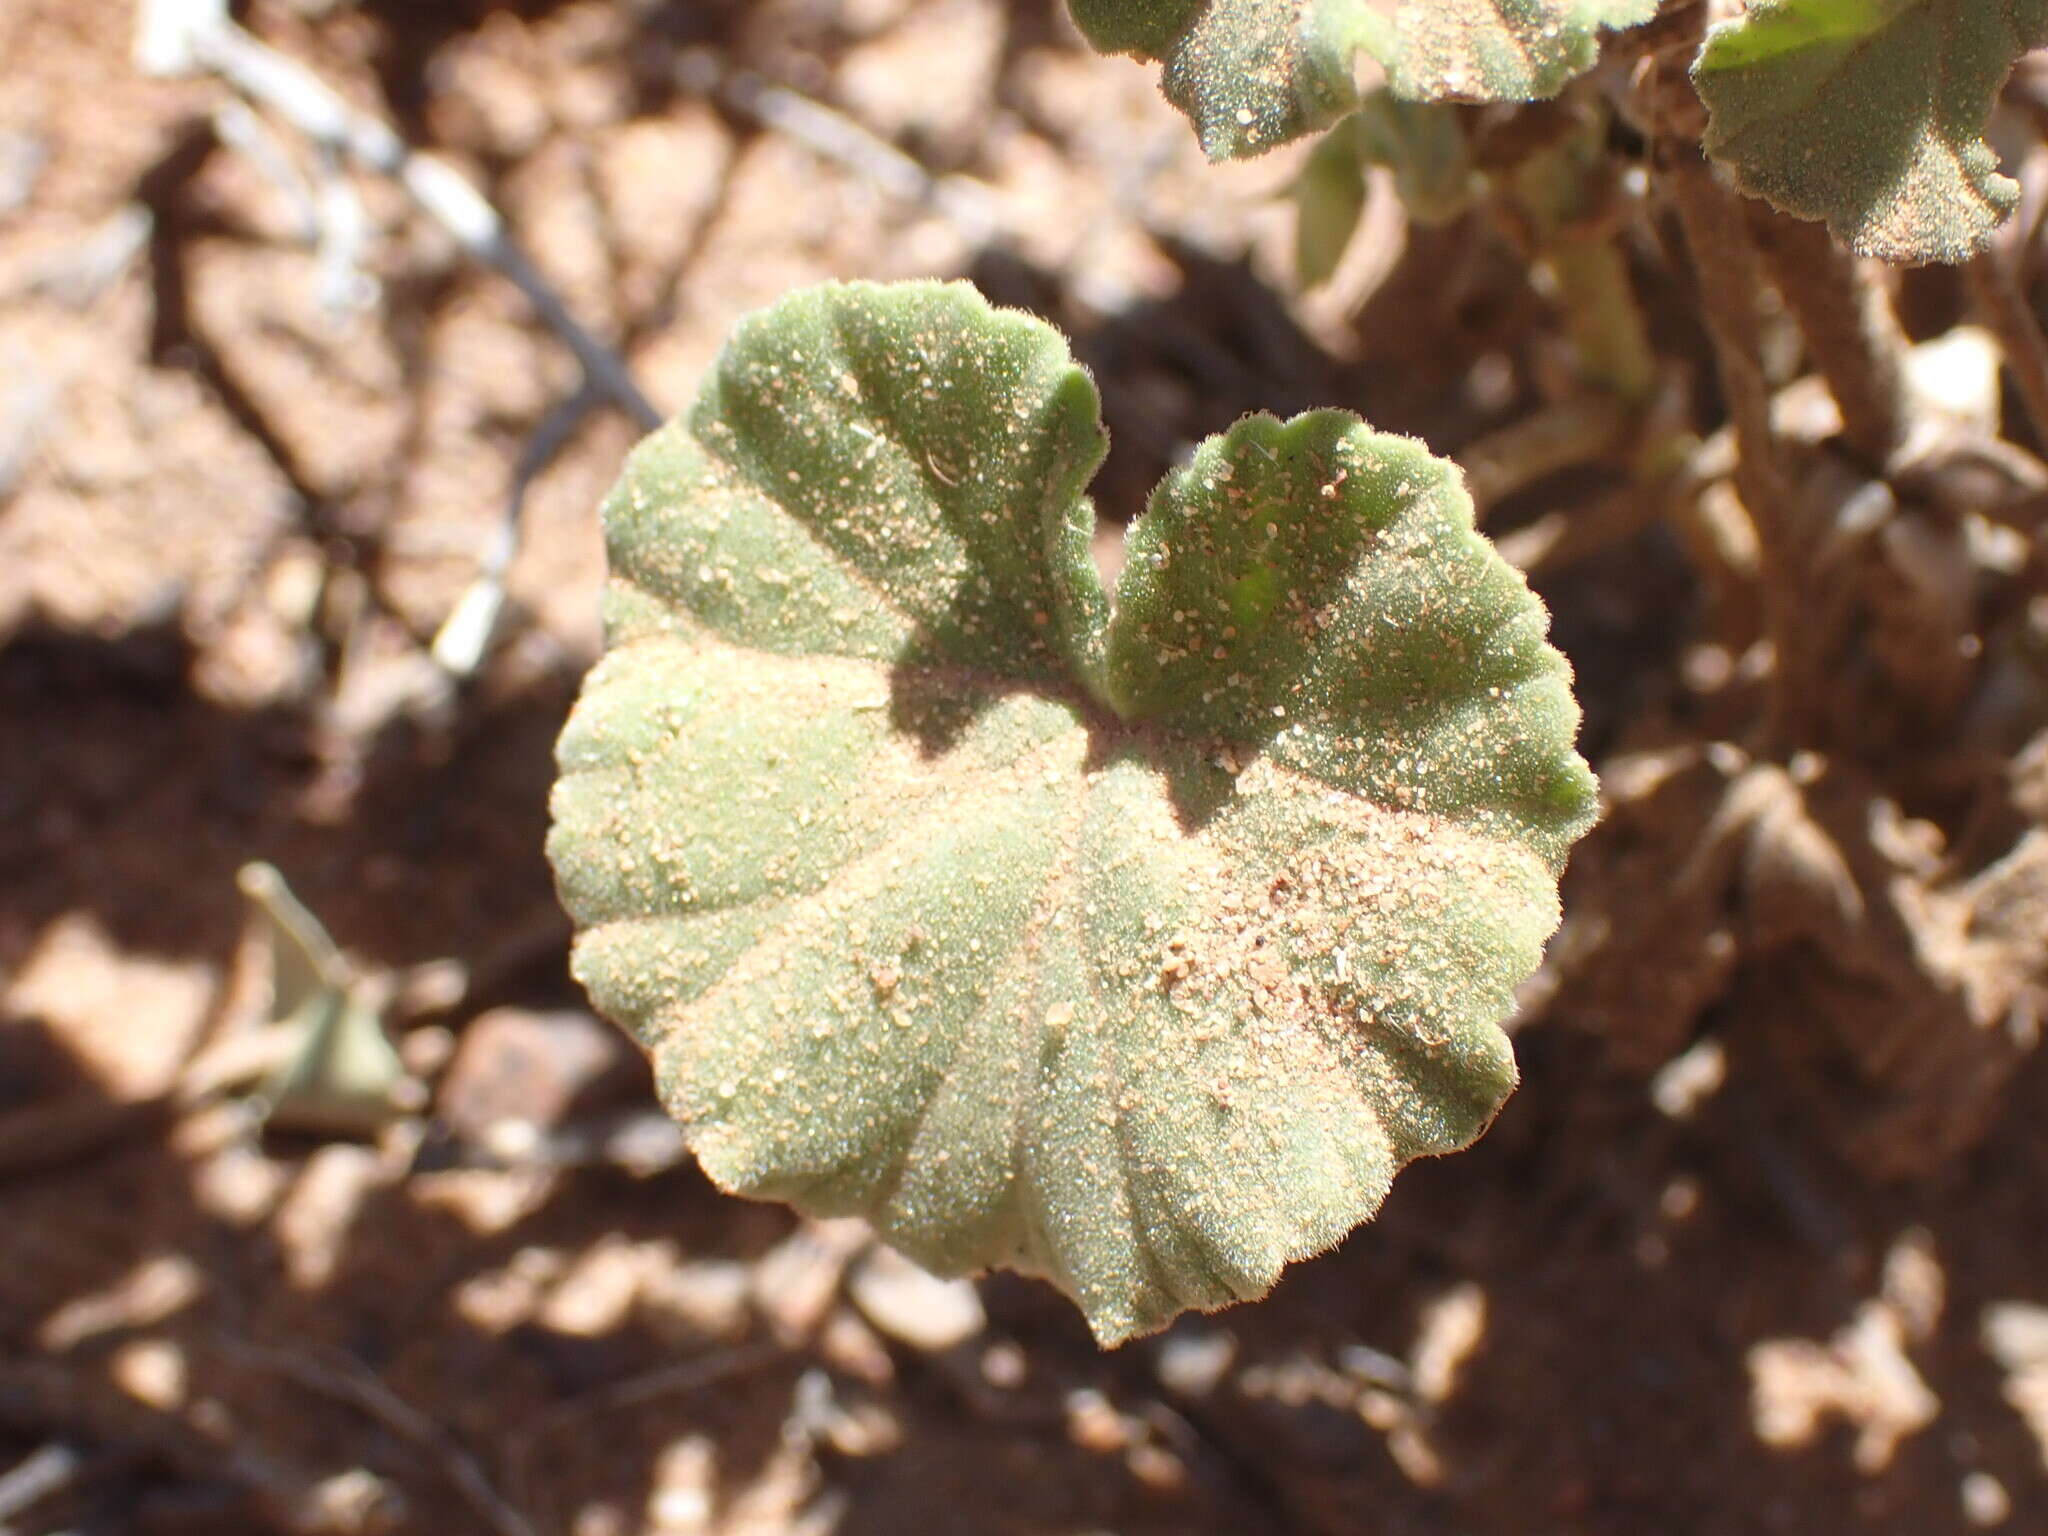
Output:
431,384,604,677
134,0,662,678
721,71,1001,247
1968,246,2048,453
504,1344,782,1526
0,1442,84,1530
135,0,658,429
213,1335,539,1536
1665,150,1801,748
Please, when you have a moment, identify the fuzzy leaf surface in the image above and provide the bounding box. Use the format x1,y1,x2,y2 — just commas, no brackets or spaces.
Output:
1694,0,2048,264
547,280,1597,1344
1357,91,1477,222
1066,0,1655,158
1374,0,1658,102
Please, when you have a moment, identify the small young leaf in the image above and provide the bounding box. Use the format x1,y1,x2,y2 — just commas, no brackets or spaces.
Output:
1067,0,1654,159
237,862,407,1138
1694,0,2048,265
1294,123,1372,289
1067,0,1376,158
548,280,1597,1345
1353,91,1476,225
1293,95,1474,290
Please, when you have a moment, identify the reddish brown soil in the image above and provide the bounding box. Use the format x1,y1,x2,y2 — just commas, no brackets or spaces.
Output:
3,4,2046,1535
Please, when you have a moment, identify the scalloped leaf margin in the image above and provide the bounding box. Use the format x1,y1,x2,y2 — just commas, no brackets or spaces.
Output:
1694,0,2048,265
546,280,1599,1345
1066,0,1657,159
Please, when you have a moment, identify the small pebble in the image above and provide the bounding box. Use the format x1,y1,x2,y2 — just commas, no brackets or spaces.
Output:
1156,1329,1236,1397
846,1244,985,1351
437,1008,646,1143
1961,1471,2010,1527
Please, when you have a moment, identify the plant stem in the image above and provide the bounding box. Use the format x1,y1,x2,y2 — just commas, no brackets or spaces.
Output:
1665,151,1798,750
1746,205,1908,465
1499,102,1658,406
1966,247,2048,452
1460,393,1633,516
1547,234,1658,405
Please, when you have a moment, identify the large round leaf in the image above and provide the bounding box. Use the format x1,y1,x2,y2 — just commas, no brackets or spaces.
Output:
1065,0,1656,159
547,280,1597,1344
1694,0,2048,265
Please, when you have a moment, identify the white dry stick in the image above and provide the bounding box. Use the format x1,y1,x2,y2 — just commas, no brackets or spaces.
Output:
312,144,378,316
214,100,374,314
212,98,320,244
213,1335,539,1536
0,1442,84,1527
135,0,659,429
136,0,661,679
715,74,1156,320
431,384,602,676
134,0,227,74
721,70,1001,249
717,65,1174,321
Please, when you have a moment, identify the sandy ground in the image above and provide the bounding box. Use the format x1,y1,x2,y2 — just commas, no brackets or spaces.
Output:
3,3,2047,1534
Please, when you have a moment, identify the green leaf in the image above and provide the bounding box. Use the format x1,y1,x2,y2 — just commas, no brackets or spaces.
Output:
1375,0,1658,102
1293,96,1474,289
1694,0,2048,264
237,862,407,1139
547,280,1597,1345
1067,0,1375,158
1066,0,1655,158
1294,123,1372,288
1353,90,1476,224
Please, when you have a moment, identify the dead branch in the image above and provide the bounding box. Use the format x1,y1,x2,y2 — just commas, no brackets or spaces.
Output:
1967,247,2048,454
134,0,659,431
212,1334,538,1536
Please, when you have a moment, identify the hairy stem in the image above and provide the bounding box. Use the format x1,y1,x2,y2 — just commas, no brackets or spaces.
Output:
1460,394,1633,517
1747,205,1908,466
1665,152,1798,749
1547,234,1658,405
1966,248,2048,453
